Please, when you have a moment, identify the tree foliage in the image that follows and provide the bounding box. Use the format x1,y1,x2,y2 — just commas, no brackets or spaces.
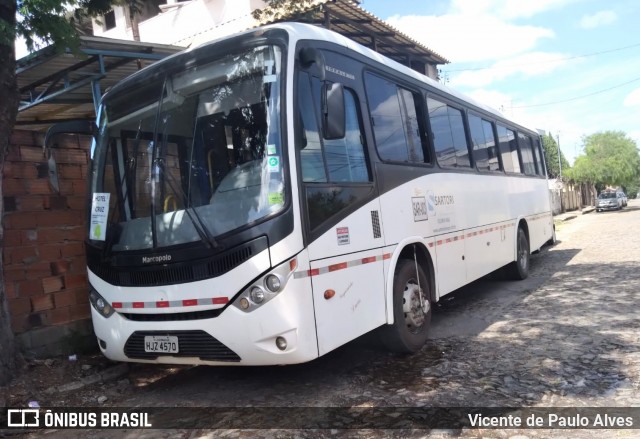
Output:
566,131,640,189
252,0,317,23
541,133,570,179
9,0,113,52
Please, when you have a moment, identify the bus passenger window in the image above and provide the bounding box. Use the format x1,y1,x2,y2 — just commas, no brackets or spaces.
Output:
532,137,546,176
497,124,521,173
518,132,537,176
468,114,499,171
426,97,470,168
364,73,428,164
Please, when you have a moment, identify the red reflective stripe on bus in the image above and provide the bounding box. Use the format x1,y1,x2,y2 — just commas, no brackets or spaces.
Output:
437,240,443,246
212,297,228,305
361,256,377,264
156,301,169,308
308,268,320,277
182,299,197,307
329,262,348,272
383,253,391,260
132,302,144,308
112,302,122,309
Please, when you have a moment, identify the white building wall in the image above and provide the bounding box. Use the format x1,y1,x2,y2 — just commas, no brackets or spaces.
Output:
92,0,266,47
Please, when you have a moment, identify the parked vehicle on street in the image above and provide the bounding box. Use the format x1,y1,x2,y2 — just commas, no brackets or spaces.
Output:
620,192,628,207
596,192,623,211
50,23,555,366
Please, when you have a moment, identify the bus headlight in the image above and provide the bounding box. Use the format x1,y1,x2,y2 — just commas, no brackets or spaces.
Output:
89,285,115,318
250,287,265,303
233,257,297,313
265,274,282,292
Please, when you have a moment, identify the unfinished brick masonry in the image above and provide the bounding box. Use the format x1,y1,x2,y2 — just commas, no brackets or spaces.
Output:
4,130,93,355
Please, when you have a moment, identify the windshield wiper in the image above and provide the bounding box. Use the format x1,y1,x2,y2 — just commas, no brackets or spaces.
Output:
149,79,168,248
156,156,219,250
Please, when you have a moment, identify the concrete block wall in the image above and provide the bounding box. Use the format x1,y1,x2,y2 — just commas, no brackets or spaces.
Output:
4,129,95,356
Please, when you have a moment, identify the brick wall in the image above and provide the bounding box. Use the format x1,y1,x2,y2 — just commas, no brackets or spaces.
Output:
4,129,94,356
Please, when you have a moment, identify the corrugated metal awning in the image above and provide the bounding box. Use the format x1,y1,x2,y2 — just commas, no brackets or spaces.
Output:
16,36,183,131
258,0,449,71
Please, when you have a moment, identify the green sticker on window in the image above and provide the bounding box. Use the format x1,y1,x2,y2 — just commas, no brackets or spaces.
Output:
267,156,280,172
268,192,284,205
267,144,277,155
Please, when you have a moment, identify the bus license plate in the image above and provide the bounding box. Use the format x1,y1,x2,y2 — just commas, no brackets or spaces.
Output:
144,335,179,354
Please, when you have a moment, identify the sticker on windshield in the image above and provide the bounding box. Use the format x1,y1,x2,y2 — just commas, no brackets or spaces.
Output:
268,192,284,205
90,193,110,241
267,144,277,155
267,156,280,173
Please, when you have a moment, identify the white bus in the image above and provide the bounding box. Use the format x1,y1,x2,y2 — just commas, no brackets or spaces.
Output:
84,23,554,365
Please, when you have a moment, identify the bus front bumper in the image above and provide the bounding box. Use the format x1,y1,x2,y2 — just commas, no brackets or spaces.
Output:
90,287,319,366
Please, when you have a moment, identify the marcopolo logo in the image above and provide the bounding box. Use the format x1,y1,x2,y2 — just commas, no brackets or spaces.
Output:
142,254,172,264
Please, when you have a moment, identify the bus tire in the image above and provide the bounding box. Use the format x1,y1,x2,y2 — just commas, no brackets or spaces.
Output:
379,259,431,354
506,227,530,280
546,225,557,246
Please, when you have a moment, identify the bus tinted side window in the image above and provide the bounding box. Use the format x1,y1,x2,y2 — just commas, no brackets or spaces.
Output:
364,73,429,164
427,97,471,168
468,114,500,171
497,124,521,173
297,73,370,183
532,136,546,176
518,132,536,176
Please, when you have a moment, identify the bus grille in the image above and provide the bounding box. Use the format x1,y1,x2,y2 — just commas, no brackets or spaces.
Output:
124,330,241,362
120,309,224,322
88,237,267,287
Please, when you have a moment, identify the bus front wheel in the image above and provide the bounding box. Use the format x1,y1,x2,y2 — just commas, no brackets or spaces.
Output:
506,227,530,280
379,259,431,354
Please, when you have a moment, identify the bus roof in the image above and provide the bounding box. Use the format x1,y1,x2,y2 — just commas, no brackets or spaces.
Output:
110,22,539,135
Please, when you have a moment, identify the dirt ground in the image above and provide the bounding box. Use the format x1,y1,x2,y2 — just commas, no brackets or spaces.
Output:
2,352,187,408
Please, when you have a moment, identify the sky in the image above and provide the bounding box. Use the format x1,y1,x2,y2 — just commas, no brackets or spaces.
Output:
360,0,640,164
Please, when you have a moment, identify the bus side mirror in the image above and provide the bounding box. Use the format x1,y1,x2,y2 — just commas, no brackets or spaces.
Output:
322,82,345,140
43,120,97,194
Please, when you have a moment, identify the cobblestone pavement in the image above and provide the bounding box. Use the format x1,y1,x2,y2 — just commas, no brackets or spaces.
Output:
16,200,640,438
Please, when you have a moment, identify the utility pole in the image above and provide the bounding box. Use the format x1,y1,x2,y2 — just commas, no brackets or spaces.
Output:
556,133,562,179
557,133,564,213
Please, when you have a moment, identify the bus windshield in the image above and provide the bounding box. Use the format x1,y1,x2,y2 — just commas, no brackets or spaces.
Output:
89,45,284,251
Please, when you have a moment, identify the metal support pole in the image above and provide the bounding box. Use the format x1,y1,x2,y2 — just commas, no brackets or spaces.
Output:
557,133,564,213
91,80,102,116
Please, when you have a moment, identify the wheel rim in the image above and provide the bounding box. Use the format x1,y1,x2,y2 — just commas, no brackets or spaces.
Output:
402,279,429,333
518,232,529,271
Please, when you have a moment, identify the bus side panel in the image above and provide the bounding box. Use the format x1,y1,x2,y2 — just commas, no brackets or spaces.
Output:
306,199,386,356
507,178,553,253
461,173,512,282
309,250,386,356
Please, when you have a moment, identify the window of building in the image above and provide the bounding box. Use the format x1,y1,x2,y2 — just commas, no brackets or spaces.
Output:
468,114,500,171
104,10,116,31
364,73,429,164
426,97,470,168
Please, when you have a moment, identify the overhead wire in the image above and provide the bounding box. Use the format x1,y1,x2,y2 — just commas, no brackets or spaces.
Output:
512,76,640,108
442,42,640,72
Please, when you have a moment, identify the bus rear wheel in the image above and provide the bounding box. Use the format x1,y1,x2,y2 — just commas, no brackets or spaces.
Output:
379,259,431,354
506,227,530,280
